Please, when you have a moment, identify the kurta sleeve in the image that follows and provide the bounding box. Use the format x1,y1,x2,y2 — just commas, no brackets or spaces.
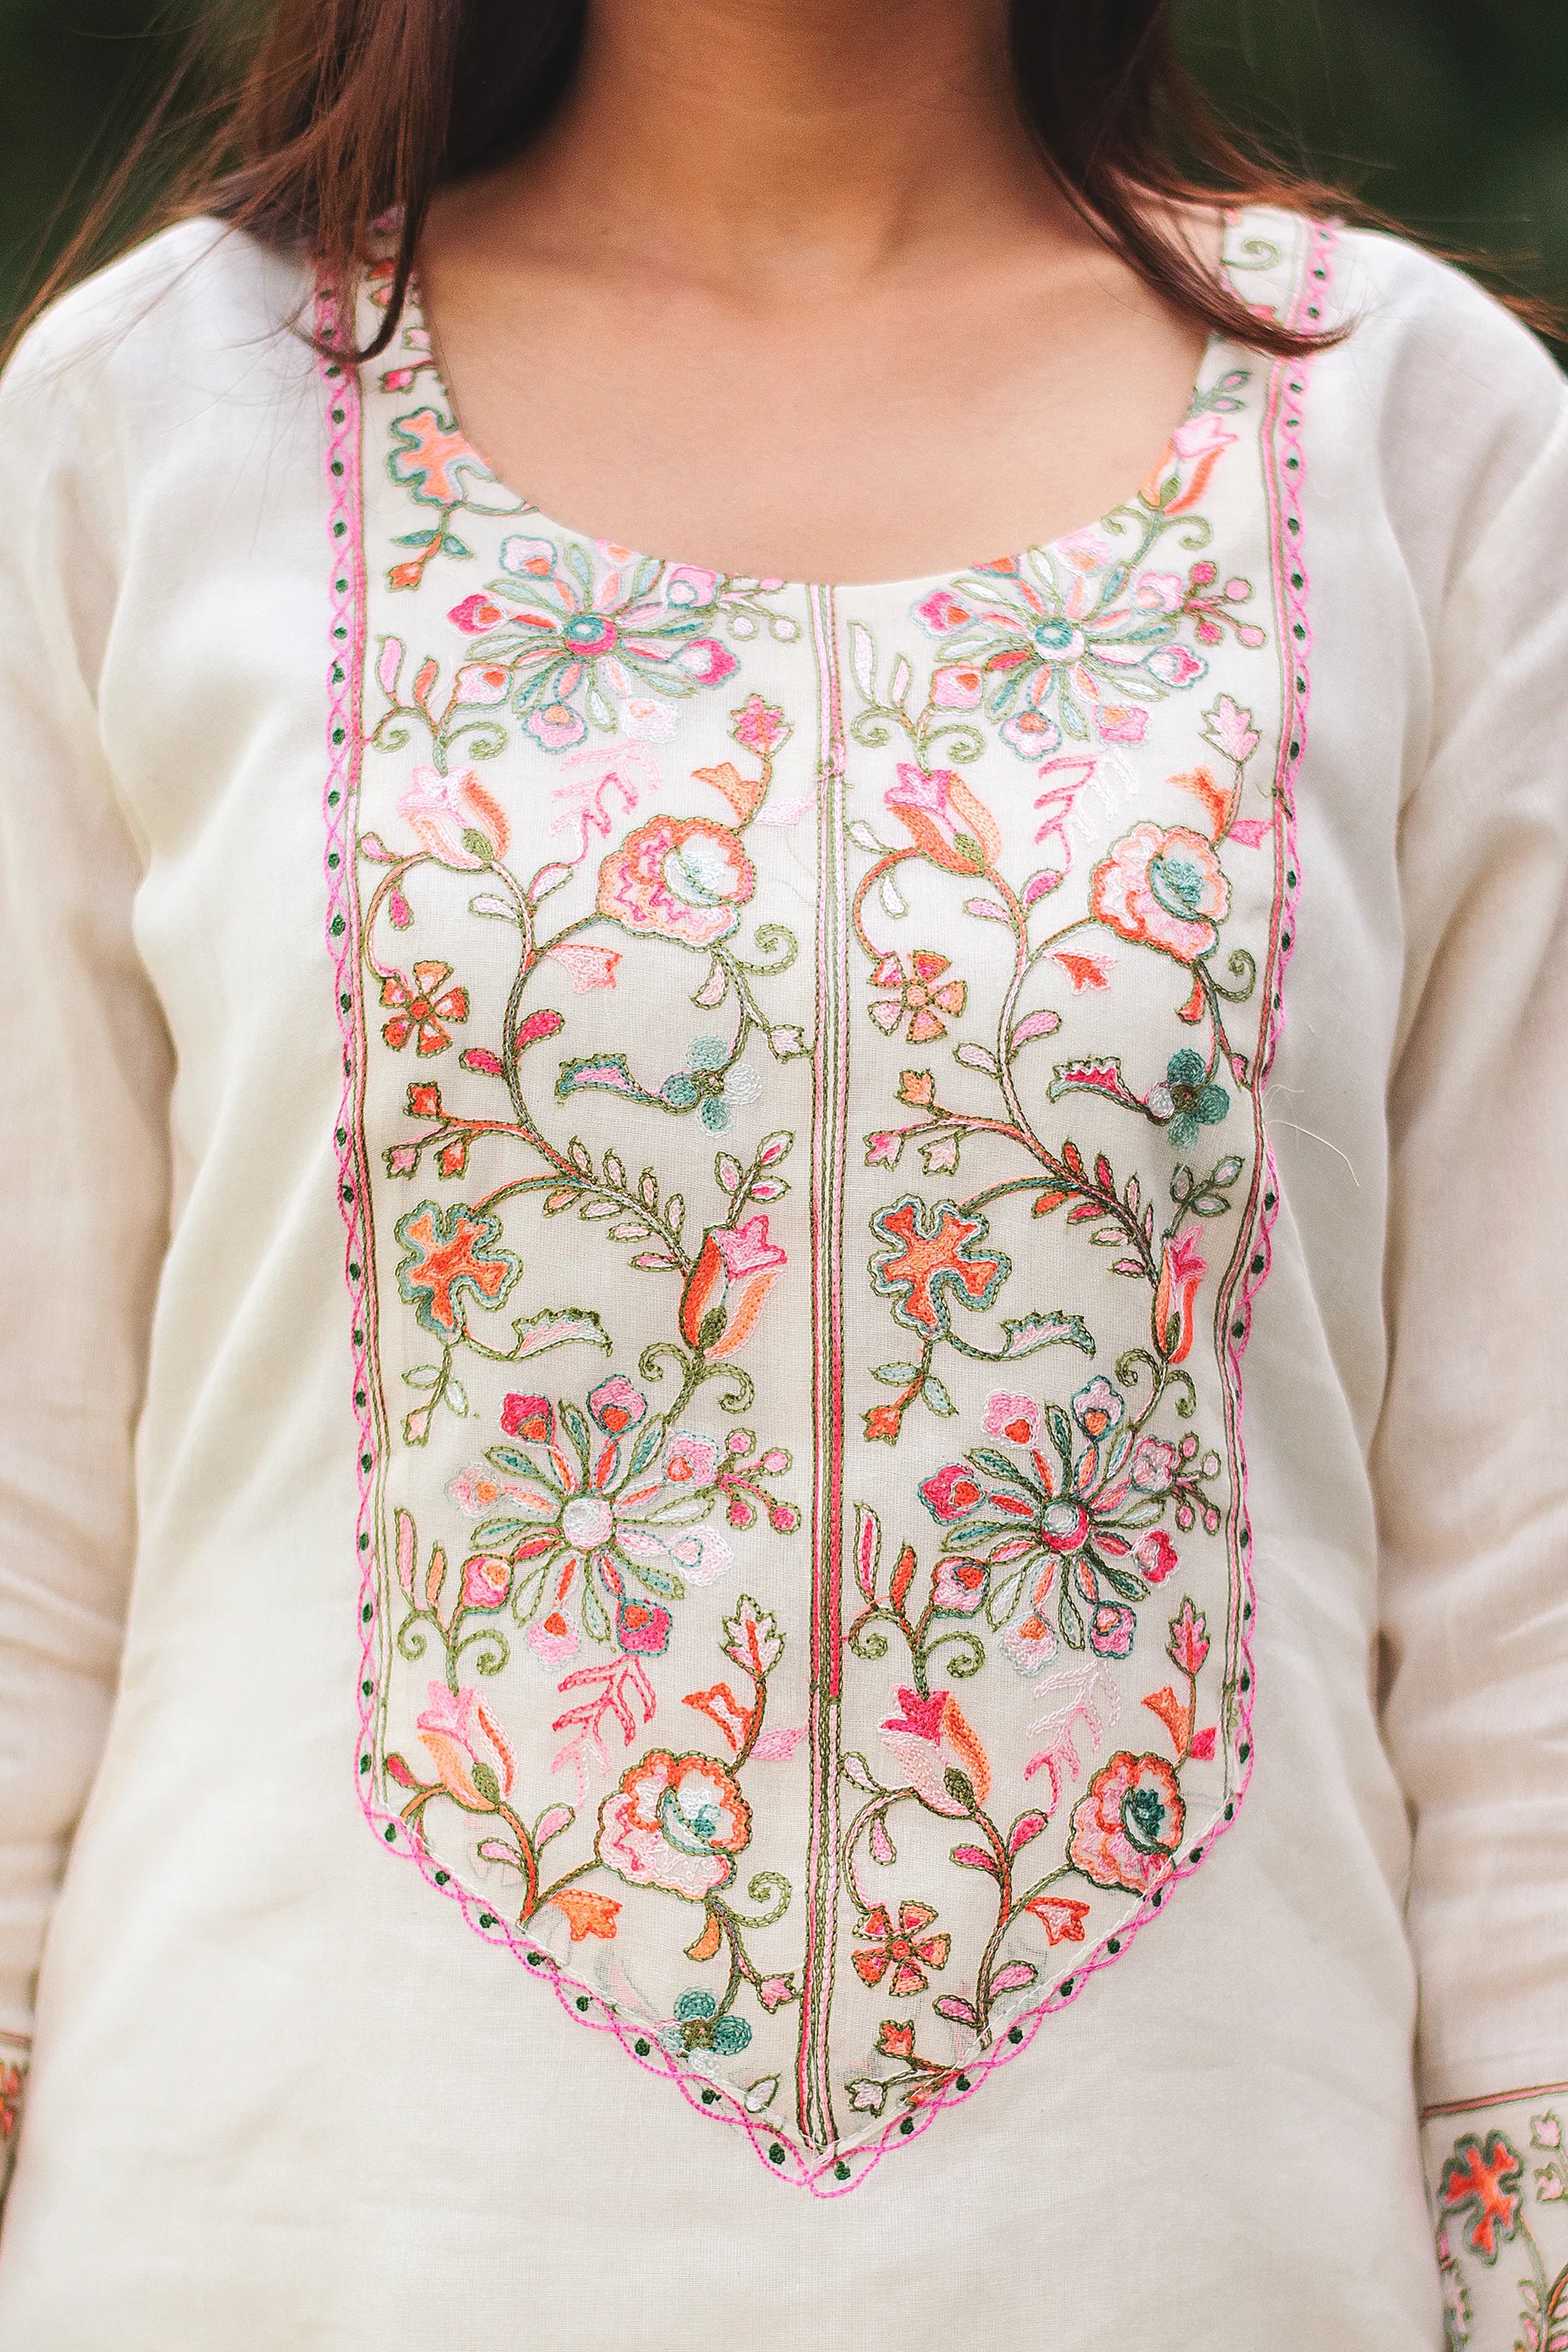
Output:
1373,384,1568,2341
0,314,173,2193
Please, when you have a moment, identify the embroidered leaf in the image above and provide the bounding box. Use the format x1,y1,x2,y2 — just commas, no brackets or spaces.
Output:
889,1545,917,1612
898,1068,936,1109
692,957,729,1010
721,1593,785,1677
989,1960,1039,1994
841,1752,881,1795
501,1306,613,1362
953,1042,998,1075
534,1804,575,1848
1023,1895,1091,1945
1200,693,1261,766
998,1310,1096,1359
682,1682,750,1751
877,870,908,920
888,653,911,707
951,1843,999,1874
751,1726,806,1762
1008,1811,1049,1855
854,1504,882,1603
715,1152,744,1195
964,896,1010,922
921,1375,957,1418
1010,1008,1063,1052
445,1378,470,1417
394,1508,417,1601
555,1052,664,1107
872,1363,923,1387
403,1364,441,1390
849,620,877,705
868,1813,897,1867
846,819,887,855
933,1995,979,2028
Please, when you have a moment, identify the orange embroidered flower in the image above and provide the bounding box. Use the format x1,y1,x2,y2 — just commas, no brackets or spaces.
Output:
388,407,489,507
1090,821,1230,963
678,1215,787,1359
868,951,967,1043
878,1687,992,1815
398,765,511,869
596,814,755,948
380,959,470,1056
1068,1751,1184,1894
547,1889,622,1943
853,1901,952,1997
393,1200,521,1342
1439,2132,1525,2262
885,762,1002,875
416,1682,515,1811
869,1197,1009,1338
597,1750,752,1902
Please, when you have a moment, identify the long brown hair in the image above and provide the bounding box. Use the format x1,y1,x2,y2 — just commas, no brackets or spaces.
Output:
2,1,1472,365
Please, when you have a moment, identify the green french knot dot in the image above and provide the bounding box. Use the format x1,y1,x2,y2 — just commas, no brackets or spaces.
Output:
360,1679,371,1697
835,2162,851,2181
360,1600,372,1620
1007,2026,1023,2044
1059,1979,1073,1997
1106,1938,1121,1956
434,1870,449,1886
575,1995,590,2012
634,2039,650,2057
898,2119,915,2136
384,1825,396,1843
769,2144,786,2163
700,2089,716,2106
359,1755,370,1773
479,1914,496,1930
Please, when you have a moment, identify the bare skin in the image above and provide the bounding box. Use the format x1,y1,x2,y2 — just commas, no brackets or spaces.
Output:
417,0,1221,586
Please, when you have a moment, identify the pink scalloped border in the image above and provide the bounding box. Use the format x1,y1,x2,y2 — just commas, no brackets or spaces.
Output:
317,212,1340,2197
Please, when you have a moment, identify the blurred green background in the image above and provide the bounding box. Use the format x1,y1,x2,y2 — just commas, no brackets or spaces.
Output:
0,0,1562,351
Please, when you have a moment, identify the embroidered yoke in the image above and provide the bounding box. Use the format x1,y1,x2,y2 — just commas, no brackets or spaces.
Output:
0,203,1564,2350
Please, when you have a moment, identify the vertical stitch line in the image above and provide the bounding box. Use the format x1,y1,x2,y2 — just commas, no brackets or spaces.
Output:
798,581,848,2154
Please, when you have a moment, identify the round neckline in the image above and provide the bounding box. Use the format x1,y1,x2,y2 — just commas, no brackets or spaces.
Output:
401,208,1252,603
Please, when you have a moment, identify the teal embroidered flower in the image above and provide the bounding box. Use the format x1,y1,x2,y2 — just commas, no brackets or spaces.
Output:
660,1035,761,1131
657,1988,753,2059
1152,1048,1230,1151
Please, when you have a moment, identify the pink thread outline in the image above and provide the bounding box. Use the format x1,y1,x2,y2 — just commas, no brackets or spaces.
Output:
318,211,1339,2197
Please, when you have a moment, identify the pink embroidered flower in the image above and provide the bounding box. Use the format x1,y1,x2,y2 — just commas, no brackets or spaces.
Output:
545,943,622,993
878,1686,992,1814
501,1392,554,1443
1168,1598,1209,1678
460,1552,511,1610
1090,821,1230,962
393,1201,521,1343
1094,703,1149,745
1090,1603,1136,1657
588,1375,646,1435
1146,645,1206,689
983,1392,1039,1446
885,762,1002,876
597,1750,752,1901
526,698,589,751
678,1216,787,1360
731,693,792,757
658,563,723,611
675,637,740,686
662,1430,722,1486
1000,708,1063,757
399,765,511,869
1002,1612,1060,1674
915,586,974,633
596,814,756,948
527,1610,580,1670
931,663,985,708
1131,1433,1180,1492
1152,1231,1207,1367
1135,1529,1179,1584
454,659,511,704
1134,571,1186,615
867,949,967,1043
416,1682,516,1811
1072,1375,1125,1441
853,1901,952,1996
1068,1750,1185,1893
930,1554,988,1615
919,1462,988,1523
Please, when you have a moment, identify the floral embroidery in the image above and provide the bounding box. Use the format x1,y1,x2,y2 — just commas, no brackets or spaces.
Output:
327,212,1332,2192
1427,2097,1568,2351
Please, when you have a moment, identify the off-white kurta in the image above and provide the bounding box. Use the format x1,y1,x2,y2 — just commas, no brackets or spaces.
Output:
0,204,1563,2349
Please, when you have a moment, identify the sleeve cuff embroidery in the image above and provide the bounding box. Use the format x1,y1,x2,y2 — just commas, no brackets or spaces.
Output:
1422,2083,1568,2350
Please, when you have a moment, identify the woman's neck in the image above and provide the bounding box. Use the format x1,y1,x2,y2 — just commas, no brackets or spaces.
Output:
499,0,1086,294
